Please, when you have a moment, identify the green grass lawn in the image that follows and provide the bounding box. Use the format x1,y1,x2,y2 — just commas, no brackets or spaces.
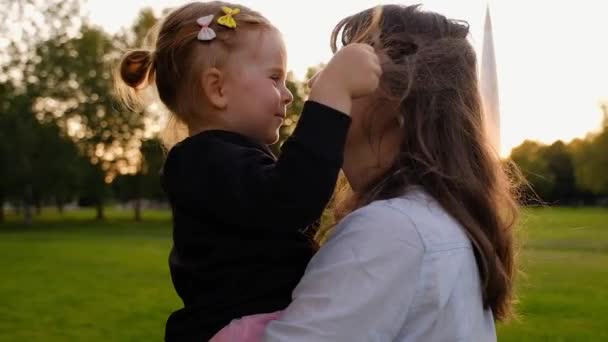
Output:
1,207,607,341
497,207,608,341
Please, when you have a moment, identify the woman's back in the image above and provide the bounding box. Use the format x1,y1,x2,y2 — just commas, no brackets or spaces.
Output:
388,190,496,341
264,189,496,341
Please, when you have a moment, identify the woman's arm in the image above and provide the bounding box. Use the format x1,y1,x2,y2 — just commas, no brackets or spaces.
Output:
263,203,425,341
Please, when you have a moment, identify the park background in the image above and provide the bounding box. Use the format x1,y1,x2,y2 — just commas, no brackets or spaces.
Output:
1,0,607,341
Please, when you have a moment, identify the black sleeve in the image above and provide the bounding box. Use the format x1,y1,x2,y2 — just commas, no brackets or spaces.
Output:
179,101,351,231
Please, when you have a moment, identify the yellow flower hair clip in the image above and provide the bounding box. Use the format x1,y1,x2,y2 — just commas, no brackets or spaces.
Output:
217,6,240,28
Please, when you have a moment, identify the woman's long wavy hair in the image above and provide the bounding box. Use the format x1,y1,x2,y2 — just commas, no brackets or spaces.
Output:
326,4,521,322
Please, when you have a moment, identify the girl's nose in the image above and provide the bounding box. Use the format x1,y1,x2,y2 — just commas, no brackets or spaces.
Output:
284,86,294,105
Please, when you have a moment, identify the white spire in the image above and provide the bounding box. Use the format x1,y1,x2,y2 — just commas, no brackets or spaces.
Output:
480,4,501,154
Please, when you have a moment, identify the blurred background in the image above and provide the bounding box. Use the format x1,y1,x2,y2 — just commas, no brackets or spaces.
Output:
0,0,606,341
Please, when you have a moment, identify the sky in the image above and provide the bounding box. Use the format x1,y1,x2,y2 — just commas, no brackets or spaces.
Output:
85,0,608,156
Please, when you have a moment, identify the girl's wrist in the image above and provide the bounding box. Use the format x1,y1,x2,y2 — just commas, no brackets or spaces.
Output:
308,84,351,116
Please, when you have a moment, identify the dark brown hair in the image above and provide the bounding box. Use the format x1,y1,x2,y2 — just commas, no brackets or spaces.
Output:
329,4,520,321
115,1,272,148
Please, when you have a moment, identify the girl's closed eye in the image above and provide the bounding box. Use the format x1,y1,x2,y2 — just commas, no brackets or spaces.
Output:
270,75,282,84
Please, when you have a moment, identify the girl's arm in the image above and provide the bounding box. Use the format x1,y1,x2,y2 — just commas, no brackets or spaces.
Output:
183,100,350,231
167,43,380,232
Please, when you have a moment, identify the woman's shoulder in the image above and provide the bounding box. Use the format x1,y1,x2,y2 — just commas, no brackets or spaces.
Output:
327,192,425,253
313,192,427,275
334,188,471,252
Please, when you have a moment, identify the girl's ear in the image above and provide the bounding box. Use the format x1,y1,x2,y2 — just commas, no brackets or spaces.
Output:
202,67,228,109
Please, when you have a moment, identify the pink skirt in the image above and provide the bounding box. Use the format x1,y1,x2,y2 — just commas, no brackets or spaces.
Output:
209,311,283,342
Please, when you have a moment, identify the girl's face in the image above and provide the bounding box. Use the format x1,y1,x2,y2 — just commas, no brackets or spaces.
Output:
214,28,294,145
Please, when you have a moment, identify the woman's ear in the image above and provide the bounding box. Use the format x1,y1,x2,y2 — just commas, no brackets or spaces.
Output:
202,67,228,109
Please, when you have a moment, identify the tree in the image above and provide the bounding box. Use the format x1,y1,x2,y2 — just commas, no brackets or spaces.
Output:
112,138,165,221
30,25,146,219
542,140,577,203
0,0,82,223
571,135,608,197
0,81,14,222
29,121,82,213
139,139,166,202
131,8,159,47
0,0,82,71
0,79,85,222
569,104,608,198
0,81,25,222
0,86,39,224
509,140,554,203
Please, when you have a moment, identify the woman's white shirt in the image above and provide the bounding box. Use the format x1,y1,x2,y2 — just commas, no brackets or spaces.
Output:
263,190,496,342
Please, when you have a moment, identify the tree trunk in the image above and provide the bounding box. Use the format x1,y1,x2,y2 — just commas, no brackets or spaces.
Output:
134,198,142,222
24,184,33,225
0,192,5,223
56,197,65,214
95,199,104,220
34,196,42,216
133,172,143,222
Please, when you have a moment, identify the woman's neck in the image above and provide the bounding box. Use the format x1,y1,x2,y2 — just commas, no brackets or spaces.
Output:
344,128,402,192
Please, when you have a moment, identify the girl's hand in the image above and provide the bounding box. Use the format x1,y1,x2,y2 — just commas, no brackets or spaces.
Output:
309,43,382,115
